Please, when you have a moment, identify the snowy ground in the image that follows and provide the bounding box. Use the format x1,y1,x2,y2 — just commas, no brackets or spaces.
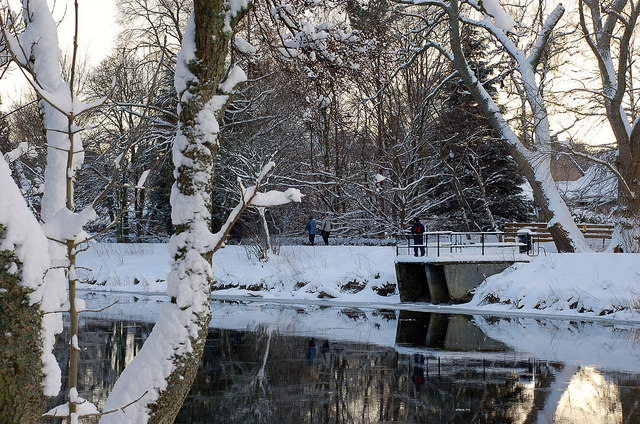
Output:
77,243,640,321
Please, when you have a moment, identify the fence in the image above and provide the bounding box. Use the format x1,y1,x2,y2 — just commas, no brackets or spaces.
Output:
396,231,539,257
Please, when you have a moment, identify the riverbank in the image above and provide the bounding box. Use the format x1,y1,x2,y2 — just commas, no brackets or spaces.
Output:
77,243,640,320
78,243,399,303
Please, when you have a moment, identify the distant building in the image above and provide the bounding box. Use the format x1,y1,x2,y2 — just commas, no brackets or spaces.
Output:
551,154,584,182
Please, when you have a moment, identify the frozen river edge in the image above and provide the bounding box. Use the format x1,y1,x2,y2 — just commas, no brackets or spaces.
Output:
77,243,640,323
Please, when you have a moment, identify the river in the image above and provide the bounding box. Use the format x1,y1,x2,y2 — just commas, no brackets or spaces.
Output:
45,291,640,423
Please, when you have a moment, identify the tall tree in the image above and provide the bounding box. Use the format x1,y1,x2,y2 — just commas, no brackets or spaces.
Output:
578,0,640,251
102,2,301,421
398,0,591,252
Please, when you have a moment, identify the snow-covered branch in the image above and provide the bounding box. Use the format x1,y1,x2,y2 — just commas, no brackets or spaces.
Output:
528,4,565,68
211,161,302,253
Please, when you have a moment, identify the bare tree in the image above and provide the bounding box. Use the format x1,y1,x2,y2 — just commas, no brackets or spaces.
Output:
577,0,640,251
397,0,591,251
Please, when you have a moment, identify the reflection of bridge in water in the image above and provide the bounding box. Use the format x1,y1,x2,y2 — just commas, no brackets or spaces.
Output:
392,310,637,423
395,231,535,304
395,310,508,352
59,296,640,423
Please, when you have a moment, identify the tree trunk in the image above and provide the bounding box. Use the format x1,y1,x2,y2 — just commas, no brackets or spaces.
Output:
614,124,640,251
445,0,589,252
579,0,640,251
0,228,46,423
102,2,252,422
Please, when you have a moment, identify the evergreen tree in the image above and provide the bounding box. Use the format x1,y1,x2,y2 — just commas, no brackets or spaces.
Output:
428,27,533,231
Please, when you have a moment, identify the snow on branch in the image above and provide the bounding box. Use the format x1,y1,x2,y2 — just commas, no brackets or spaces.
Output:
528,4,565,68
267,0,375,73
219,65,247,94
211,161,302,253
234,36,256,54
475,0,516,32
3,141,30,163
249,188,304,206
224,0,252,33
44,388,99,419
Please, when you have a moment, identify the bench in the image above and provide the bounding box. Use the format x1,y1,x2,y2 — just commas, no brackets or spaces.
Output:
504,222,613,243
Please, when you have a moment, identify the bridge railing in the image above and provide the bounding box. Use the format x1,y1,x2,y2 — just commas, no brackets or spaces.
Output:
395,231,540,257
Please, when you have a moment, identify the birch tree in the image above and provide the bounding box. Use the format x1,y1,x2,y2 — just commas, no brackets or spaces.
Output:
399,0,591,252
0,0,117,420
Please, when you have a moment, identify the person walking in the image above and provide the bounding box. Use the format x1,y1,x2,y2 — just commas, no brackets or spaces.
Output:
320,214,332,245
410,217,425,256
306,215,317,245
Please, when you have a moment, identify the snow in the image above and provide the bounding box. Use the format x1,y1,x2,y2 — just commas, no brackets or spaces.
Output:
374,173,386,183
0,156,50,292
42,206,96,243
135,170,151,189
44,387,99,420
234,36,256,54
4,141,30,162
0,155,63,396
480,0,516,32
78,244,397,302
249,187,304,207
77,243,640,321
219,65,247,93
469,253,640,319
174,14,197,103
224,0,251,33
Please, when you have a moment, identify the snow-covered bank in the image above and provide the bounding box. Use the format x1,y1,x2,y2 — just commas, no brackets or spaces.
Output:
469,253,640,319
77,243,640,320
77,243,399,303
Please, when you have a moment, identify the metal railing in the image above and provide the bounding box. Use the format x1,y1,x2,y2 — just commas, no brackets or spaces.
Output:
395,231,541,257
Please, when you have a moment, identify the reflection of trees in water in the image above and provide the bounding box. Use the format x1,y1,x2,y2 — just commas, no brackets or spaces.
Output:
45,318,154,423
177,327,539,423
44,317,640,423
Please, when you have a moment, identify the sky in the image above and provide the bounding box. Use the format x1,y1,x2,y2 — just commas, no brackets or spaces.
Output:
0,0,119,109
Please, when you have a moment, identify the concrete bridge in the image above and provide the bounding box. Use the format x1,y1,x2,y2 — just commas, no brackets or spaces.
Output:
395,231,533,304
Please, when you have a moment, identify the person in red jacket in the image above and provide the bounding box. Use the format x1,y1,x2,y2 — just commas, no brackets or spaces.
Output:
410,218,425,256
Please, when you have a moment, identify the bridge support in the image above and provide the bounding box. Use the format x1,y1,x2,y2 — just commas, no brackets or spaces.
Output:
396,259,519,304
395,263,430,302
425,265,449,304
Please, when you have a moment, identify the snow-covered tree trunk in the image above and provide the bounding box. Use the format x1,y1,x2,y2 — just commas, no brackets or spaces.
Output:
102,2,251,420
0,156,52,423
101,2,300,421
406,0,590,252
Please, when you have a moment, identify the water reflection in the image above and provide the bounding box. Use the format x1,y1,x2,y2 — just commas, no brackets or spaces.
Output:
46,295,640,423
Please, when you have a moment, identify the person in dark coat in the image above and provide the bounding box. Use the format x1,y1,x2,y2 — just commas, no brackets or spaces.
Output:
410,218,425,256
306,216,317,245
